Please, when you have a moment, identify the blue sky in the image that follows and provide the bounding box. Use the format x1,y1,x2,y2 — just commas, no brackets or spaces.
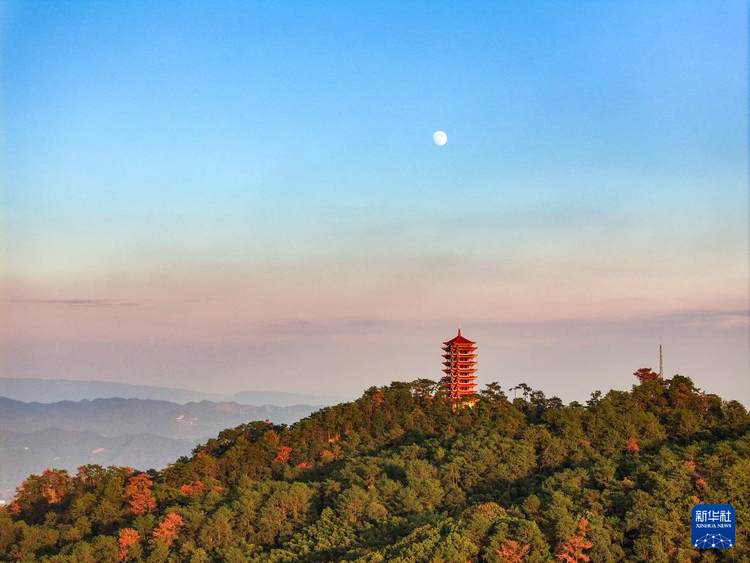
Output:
1,1,748,403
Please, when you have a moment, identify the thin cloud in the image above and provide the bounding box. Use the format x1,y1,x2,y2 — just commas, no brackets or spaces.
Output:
259,308,750,336
262,317,401,335
10,299,139,308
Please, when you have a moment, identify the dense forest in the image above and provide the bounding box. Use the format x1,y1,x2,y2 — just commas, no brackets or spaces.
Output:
1,369,748,562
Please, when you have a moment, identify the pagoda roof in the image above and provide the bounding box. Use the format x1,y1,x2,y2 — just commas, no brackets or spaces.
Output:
443,329,476,345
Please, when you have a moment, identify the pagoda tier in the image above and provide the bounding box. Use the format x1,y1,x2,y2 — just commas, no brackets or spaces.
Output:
440,329,479,403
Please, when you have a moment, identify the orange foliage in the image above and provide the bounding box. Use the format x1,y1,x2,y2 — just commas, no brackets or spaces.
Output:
179,481,206,496
626,437,640,453
123,474,156,516
684,460,696,469
273,445,293,463
76,466,91,485
695,477,707,489
556,517,594,563
9,503,20,516
371,392,385,407
633,367,660,382
496,539,530,563
153,512,184,546
41,469,71,504
320,449,334,460
296,461,311,469
118,528,139,562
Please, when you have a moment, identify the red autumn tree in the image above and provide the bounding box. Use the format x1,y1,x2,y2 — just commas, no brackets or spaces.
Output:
626,437,640,453
180,481,206,496
273,445,293,463
496,539,530,563
118,528,139,562
11,470,72,515
153,512,184,546
556,517,594,563
633,367,660,383
41,469,71,504
123,474,156,515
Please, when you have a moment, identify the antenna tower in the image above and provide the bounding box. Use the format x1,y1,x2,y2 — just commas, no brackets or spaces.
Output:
659,343,663,378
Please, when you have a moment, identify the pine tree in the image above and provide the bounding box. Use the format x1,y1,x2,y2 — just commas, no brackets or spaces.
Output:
556,517,594,563
118,528,140,562
153,512,184,546
496,539,531,563
123,474,157,516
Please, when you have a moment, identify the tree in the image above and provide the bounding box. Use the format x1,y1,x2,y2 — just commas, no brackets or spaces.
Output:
411,378,440,399
586,391,602,408
180,481,206,496
481,382,508,403
123,474,156,516
634,367,660,383
496,539,530,563
11,470,73,522
90,535,119,563
118,528,140,562
511,383,533,401
626,437,640,453
77,465,107,489
556,517,594,563
152,512,184,546
273,445,293,463
198,506,235,551
41,469,72,504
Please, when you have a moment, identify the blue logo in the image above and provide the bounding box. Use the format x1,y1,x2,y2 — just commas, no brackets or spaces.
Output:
692,504,735,549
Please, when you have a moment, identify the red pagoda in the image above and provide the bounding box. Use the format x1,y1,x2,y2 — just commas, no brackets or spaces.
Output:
441,329,478,404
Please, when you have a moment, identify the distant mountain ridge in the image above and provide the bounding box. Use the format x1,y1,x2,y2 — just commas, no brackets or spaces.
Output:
0,377,348,406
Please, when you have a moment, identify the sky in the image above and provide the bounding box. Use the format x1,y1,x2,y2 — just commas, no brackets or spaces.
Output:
1,1,748,404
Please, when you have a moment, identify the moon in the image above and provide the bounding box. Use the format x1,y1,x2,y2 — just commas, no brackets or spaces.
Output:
433,130,448,146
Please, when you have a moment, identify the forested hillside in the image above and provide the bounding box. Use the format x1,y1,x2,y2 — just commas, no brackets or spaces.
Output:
1,370,748,562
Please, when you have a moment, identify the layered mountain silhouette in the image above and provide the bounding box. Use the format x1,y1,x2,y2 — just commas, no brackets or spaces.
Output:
0,377,348,406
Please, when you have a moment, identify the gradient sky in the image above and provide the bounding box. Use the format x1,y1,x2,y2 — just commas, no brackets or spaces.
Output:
1,1,748,404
